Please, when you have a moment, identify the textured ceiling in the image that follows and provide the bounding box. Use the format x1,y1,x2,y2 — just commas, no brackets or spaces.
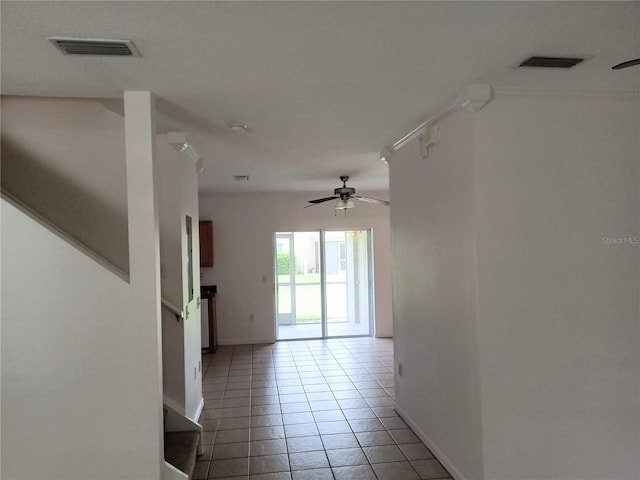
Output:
2,1,638,193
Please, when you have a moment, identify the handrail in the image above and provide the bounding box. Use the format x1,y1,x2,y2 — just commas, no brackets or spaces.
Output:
162,298,184,322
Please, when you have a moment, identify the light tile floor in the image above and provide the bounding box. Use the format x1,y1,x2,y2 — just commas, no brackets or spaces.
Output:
196,338,452,480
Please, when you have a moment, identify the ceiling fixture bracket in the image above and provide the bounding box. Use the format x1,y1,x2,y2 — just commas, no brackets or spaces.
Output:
379,83,492,162
167,132,204,173
379,147,392,165
418,125,441,160
455,84,492,113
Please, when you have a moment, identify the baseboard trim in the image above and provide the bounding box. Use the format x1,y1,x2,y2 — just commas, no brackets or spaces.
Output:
394,403,468,480
374,332,393,338
193,397,205,423
219,337,276,345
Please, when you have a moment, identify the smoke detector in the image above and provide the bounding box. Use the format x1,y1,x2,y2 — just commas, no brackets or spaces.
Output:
48,37,141,56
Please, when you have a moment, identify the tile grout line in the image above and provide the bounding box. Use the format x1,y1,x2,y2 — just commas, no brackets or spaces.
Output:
199,339,450,480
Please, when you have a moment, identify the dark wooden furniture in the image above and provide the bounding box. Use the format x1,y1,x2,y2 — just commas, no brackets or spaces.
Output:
199,221,214,268
201,285,217,352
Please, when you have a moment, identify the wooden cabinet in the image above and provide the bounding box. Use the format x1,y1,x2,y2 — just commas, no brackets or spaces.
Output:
199,220,214,267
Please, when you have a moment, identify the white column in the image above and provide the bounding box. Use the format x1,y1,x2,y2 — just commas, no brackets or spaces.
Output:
124,91,164,476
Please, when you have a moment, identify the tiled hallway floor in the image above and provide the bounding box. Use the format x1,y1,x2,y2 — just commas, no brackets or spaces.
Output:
197,338,452,480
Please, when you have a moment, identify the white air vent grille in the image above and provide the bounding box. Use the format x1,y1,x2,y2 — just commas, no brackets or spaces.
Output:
48,37,140,57
233,175,250,181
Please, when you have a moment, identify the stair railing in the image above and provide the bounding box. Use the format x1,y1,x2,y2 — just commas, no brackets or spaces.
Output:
161,298,184,322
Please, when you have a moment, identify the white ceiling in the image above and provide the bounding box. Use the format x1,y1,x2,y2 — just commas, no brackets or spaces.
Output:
2,1,638,193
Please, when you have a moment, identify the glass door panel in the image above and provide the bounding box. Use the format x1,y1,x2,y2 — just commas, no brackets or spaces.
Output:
325,230,372,337
276,232,322,340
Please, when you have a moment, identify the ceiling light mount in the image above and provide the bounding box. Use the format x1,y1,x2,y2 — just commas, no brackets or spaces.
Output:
228,123,248,133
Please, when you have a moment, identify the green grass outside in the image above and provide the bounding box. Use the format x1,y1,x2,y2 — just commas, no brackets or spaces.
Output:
278,273,320,284
277,283,347,322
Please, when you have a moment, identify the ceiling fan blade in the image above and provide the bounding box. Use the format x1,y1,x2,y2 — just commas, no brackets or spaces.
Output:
612,58,640,70
305,196,339,207
354,195,390,206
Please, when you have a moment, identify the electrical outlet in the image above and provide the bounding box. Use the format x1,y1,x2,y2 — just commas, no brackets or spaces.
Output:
398,363,403,377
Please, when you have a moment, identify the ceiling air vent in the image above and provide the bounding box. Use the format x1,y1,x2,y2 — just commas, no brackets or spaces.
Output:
233,175,250,182
519,56,584,68
48,37,140,57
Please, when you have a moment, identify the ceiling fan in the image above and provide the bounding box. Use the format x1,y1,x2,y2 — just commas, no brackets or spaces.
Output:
612,58,640,70
306,176,390,210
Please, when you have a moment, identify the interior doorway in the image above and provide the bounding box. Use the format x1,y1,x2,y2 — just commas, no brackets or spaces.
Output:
275,229,373,340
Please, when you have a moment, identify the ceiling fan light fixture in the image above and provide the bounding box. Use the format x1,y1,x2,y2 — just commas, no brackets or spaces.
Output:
335,198,355,210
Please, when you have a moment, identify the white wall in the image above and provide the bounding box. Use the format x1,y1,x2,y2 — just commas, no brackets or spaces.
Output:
474,94,639,480
158,138,203,421
389,93,639,480
1,92,164,479
199,191,392,344
1,199,160,479
389,111,484,480
0,96,129,273
180,149,203,421
158,138,187,412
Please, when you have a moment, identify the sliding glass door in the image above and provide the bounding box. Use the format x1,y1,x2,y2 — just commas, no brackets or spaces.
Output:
275,232,323,339
275,229,373,340
325,230,372,337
